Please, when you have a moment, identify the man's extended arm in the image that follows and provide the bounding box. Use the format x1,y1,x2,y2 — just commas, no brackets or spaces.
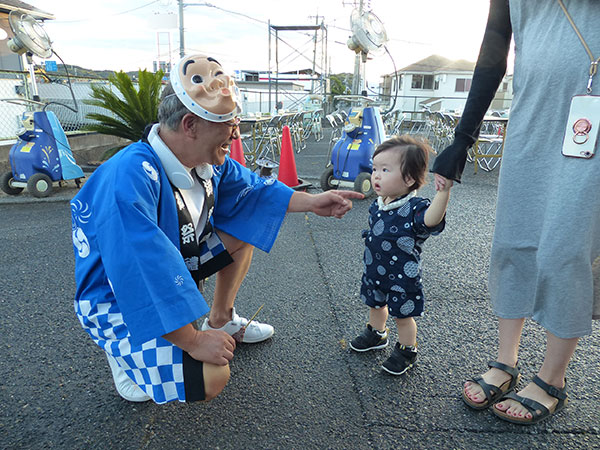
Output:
287,190,364,219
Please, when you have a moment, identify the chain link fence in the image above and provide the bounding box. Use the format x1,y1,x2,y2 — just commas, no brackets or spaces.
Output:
0,70,31,140
0,70,331,141
0,70,117,140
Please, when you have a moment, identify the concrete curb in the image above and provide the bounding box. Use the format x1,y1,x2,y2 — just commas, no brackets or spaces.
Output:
0,174,324,205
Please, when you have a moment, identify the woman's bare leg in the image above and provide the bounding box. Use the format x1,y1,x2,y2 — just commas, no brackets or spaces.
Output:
494,331,577,418
464,317,524,404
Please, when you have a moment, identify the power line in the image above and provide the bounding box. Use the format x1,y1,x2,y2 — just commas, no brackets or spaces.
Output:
183,2,267,25
52,0,161,23
327,24,430,46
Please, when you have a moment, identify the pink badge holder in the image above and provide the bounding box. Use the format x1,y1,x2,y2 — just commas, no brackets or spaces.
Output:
561,96,600,159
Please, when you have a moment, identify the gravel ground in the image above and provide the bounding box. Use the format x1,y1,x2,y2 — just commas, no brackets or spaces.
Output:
1,134,598,449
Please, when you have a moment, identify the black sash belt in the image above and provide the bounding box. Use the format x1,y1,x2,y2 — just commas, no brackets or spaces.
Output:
141,129,232,287
193,170,214,244
171,168,233,285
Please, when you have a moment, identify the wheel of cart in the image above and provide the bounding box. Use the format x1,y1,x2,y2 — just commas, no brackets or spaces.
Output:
1,171,24,195
26,173,53,197
320,166,334,191
353,172,374,196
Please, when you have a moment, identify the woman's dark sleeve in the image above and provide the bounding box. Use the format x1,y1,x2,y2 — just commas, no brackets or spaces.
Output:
431,0,512,182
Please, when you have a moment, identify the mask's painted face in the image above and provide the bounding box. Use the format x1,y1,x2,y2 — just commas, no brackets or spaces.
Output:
170,54,241,122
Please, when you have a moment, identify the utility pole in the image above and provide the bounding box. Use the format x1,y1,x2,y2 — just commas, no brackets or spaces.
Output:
309,15,321,94
268,20,271,114
178,0,185,57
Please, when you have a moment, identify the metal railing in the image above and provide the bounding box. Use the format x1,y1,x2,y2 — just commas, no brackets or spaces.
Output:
380,107,507,172
0,70,117,140
239,109,323,174
0,70,326,143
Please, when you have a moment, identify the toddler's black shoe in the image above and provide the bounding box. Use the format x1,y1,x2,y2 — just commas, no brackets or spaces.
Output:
349,324,389,352
381,342,417,375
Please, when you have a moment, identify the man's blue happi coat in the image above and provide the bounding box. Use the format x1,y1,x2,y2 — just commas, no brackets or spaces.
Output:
70,141,293,402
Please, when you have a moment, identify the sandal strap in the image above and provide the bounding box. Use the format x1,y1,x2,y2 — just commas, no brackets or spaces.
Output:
488,360,519,379
467,362,520,405
501,391,550,418
469,375,501,403
532,375,568,401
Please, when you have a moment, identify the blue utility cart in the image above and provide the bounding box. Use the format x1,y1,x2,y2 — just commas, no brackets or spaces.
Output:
1,110,84,198
320,96,386,196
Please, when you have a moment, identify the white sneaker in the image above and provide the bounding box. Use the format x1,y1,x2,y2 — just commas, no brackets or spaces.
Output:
106,353,151,402
201,307,274,343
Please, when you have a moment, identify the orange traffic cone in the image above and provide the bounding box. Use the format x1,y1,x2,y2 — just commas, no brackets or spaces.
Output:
230,136,246,167
278,125,299,187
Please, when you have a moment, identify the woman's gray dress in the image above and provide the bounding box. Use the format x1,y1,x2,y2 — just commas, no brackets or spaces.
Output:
490,0,600,338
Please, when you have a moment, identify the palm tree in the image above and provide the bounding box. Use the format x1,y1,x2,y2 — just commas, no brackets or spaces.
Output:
84,69,164,158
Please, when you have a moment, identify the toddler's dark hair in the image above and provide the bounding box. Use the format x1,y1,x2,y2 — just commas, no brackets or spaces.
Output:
372,135,433,191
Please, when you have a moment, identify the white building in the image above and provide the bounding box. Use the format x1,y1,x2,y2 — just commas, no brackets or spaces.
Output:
234,68,326,115
380,54,512,116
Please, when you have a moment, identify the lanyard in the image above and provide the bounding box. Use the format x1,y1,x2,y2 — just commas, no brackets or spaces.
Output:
558,0,599,93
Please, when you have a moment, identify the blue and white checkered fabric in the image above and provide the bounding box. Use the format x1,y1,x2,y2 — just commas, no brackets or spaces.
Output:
75,298,186,404
199,231,227,265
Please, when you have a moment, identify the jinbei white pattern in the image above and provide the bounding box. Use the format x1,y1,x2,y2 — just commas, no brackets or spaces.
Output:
142,161,159,181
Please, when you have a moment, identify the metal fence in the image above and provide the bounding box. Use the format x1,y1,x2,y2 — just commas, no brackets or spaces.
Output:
0,71,32,139
0,70,330,141
0,70,118,140
238,88,326,117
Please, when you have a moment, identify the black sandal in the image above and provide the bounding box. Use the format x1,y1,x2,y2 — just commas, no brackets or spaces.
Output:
462,361,520,410
492,375,568,425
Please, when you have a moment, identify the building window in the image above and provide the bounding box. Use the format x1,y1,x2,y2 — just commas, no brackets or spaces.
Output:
411,74,433,90
392,74,403,93
455,78,472,92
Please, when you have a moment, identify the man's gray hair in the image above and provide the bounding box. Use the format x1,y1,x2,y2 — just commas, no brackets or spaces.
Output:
158,82,191,131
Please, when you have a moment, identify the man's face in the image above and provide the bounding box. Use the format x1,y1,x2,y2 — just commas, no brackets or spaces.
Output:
179,56,238,116
193,116,241,166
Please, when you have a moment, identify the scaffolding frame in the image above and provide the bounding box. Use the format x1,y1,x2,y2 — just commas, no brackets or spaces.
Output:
268,22,328,114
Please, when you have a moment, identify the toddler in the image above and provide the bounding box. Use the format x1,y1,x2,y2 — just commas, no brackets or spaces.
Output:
350,135,452,375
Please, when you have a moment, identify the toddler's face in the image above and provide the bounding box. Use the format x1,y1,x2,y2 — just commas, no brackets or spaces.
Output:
371,148,414,201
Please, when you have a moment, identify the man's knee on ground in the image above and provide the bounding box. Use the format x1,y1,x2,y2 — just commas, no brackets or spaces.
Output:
202,362,230,401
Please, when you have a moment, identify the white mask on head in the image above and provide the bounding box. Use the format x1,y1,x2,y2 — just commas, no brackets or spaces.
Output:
169,54,242,122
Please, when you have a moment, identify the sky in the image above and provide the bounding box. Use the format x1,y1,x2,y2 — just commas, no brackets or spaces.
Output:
22,0,495,84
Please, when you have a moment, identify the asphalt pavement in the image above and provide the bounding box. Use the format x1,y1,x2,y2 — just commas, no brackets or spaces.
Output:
1,132,599,449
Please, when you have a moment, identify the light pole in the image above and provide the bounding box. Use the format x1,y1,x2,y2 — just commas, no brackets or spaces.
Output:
178,0,185,57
